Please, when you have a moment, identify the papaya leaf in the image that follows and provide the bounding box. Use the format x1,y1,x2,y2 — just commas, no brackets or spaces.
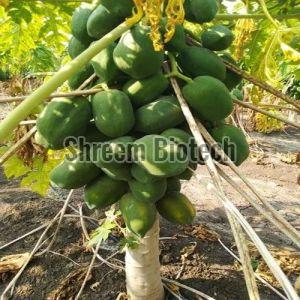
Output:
19,150,64,196
87,219,117,248
119,236,139,251
0,147,31,179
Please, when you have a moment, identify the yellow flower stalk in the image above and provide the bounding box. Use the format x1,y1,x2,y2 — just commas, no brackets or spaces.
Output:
127,0,185,51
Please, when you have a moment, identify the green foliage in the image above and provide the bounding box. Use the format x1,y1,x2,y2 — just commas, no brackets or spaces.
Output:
0,147,64,196
119,235,139,250
87,208,121,247
19,156,61,196
0,1,77,74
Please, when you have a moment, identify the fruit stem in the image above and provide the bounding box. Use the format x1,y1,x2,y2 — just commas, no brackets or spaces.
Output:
166,52,193,83
256,0,280,28
0,21,135,143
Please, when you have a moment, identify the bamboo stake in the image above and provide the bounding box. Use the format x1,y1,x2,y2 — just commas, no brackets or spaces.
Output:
224,61,300,111
218,239,288,300
77,73,97,90
19,120,36,125
165,64,260,300
196,120,300,249
0,126,37,165
0,21,134,142
250,103,299,112
233,98,300,129
0,88,103,104
167,67,298,299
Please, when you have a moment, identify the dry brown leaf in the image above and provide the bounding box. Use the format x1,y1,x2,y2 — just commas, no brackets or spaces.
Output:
116,292,128,300
13,123,47,166
47,267,91,300
181,242,197,260
247,243,300,287
277,152,298,165
0,252,30,274
184,224,220,242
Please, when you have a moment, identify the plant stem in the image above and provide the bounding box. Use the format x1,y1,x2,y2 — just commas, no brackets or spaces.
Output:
257,0,280,28
0,21,134,143
166,52,193,83
215,13,300,20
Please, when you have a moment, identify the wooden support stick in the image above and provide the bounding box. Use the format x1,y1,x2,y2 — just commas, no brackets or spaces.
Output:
0,126,37,165
233,98,300,129
0,88,103,104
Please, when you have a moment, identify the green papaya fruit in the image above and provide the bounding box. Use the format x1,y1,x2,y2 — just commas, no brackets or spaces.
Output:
129,179,167,203
91,42,126,84
101,0,134,18
95,162,132,181
113,24,164,79
161,128,199,165
122,73,169,107
182,76,233,122
34,131,50,149
120,193,157,237
160,20,186,51
201,25,234,51
161,128,192,146
50,152,101,189
157,192,196,224
84,122,110,143
90,136,134,181
219,54,242,91
166,177,181,192
177,46,226,81
184,0,218,23
87,5,120,39
133,135,189,178
171,125,204,163
68,63,94,90
36,97,92,150
130,164,160,184
209,124,249,166
84,175,128,209
92,90,135,137
71,3,95,44
177,167,194,180
135,96,184,134
68,37,88,59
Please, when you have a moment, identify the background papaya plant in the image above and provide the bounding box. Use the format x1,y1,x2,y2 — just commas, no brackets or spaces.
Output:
0,0,79,75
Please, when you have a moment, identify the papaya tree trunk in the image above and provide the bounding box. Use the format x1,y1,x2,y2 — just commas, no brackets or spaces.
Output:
125,216,164,300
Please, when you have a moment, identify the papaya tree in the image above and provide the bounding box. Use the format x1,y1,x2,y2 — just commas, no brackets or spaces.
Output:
0,0,299,299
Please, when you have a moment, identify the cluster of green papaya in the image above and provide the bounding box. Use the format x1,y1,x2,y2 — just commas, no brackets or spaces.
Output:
35,0,249,238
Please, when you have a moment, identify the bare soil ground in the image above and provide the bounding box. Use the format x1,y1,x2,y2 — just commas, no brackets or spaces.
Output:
0,129,299,299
